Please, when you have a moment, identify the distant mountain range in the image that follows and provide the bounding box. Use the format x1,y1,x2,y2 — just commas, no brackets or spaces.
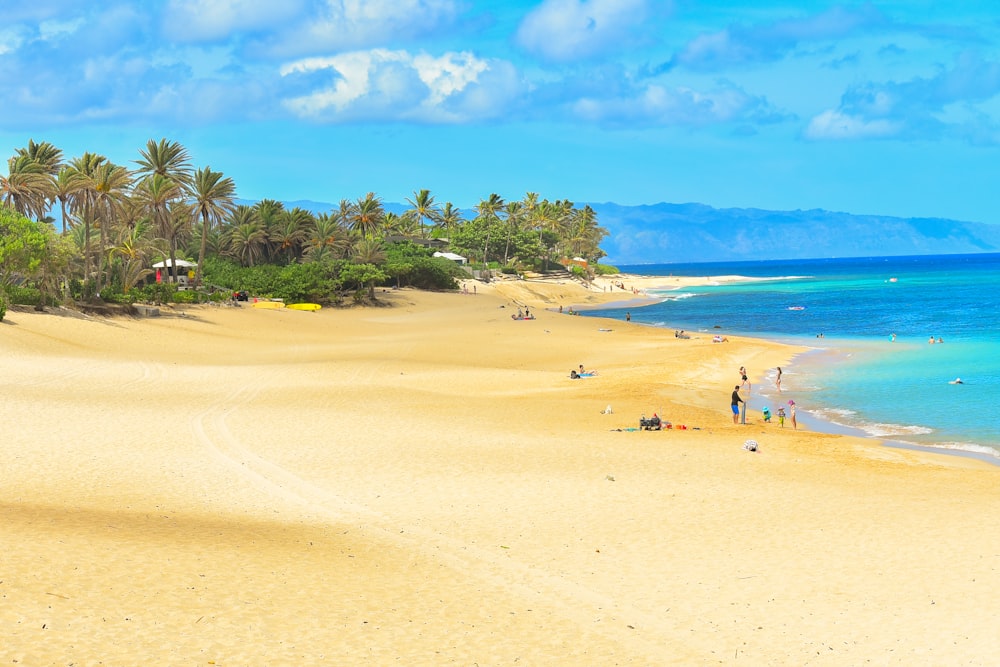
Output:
257,199,1000,265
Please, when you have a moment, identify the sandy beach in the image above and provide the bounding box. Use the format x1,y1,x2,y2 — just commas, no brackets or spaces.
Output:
3,277,998,665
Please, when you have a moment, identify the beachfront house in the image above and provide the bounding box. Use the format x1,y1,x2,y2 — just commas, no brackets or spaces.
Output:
433,251,468,265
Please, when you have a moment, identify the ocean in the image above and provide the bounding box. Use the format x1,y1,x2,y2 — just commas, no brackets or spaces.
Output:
584,253,1000,463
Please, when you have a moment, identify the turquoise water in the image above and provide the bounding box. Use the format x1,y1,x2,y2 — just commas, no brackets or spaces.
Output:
585,254,1000,462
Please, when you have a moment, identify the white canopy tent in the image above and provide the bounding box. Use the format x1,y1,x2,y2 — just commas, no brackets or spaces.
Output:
152,259,197,268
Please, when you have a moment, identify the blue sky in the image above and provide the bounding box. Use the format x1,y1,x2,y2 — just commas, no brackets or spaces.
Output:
2,1,1000,223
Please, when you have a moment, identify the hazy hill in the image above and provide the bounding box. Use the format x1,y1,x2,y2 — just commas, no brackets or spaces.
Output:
589,202,1000,264
251,199,1000,264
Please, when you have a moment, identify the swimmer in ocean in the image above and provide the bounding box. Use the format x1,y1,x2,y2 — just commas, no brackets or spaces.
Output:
949,378,964,384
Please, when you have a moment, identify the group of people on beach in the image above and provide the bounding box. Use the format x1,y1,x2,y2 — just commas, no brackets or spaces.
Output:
730,366,796,428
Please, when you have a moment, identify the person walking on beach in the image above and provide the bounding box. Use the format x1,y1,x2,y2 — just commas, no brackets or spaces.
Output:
731,386,744,424
788,400,797,429
776,366,782,392
739,366,749,387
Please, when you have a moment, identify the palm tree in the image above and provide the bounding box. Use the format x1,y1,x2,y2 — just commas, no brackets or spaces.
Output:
190,166,236,284
476,193,504,268
108,218,156,292
89,161,132,292
65,152,107,285
1,154,56,221
134,174,184,282
502,201,524,265
54,167,86,234
351,236,386,300
404,188,440,239
16,140,63,176
303,211,350,262
224,205,266,266
348,192,385,240
438,202,464,238
135,138,193,186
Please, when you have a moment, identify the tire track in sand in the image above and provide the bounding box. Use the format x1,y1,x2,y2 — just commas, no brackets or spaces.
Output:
189,366,690,662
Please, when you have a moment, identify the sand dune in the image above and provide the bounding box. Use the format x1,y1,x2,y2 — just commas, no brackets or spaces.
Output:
2,281,997,665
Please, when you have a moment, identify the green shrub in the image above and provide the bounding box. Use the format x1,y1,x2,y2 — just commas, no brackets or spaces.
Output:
0,294,6,322
172,290,200,304
594,263,620,275
6,285,42,306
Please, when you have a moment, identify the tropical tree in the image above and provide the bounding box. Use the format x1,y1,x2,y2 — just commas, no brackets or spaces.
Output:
16,140,63,175
65,153,107,290
1,155,56,221
0,208,75,314
190,166,236,284
270,207,313,262
502,200,524,265
224,205,267,266
404,188,440,239
108,218,156,292
476,193,504,267
349,236,387,300
438,201,464,238
134,174,185,282
347,192,385,240
135,138,192,186
303,211,350,262
54,167,86,234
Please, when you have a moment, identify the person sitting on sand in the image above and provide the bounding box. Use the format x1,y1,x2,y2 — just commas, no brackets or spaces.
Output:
579,364,598,377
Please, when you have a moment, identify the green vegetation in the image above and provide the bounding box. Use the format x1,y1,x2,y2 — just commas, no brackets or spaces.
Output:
0,139,611,311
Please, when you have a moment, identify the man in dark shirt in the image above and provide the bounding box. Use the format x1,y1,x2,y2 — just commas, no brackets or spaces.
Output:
731,385,743,424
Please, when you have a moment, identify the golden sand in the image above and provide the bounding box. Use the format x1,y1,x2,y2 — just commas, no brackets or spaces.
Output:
2,276,997,665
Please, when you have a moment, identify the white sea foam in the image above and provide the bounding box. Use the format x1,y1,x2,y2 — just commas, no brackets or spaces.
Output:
861,422,935,437
885,438,1000,462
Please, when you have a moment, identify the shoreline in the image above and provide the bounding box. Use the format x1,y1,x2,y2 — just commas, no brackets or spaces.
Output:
3,282,998,664
574,274,1000,467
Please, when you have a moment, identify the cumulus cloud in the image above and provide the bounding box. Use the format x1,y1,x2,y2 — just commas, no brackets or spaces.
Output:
516,0,652,62
571,80,787,128
806,52,1000,142
279,49,523,123
250,0,463,58
804,110,900,140
664,4,888,71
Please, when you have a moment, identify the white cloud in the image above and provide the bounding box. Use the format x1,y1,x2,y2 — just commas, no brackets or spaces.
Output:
255,0,462,57
280,49,521,123
572,81,782,127
38,18,84,42
516,0,651,62
0,27,29,56
804,110,900,140
163,0,306,42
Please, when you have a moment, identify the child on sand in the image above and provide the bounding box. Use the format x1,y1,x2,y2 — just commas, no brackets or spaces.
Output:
777,406,786,427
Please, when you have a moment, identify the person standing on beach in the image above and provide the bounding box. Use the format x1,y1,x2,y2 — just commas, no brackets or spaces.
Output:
739,366,748,386
626,312,631,322
788,400,797,429
731,386,744,424
776,367,782,392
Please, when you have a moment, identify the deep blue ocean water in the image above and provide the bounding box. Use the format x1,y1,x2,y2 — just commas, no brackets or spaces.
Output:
584,253,1000,462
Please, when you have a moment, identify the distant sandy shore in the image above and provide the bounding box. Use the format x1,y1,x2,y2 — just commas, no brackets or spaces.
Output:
2,277,997,665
